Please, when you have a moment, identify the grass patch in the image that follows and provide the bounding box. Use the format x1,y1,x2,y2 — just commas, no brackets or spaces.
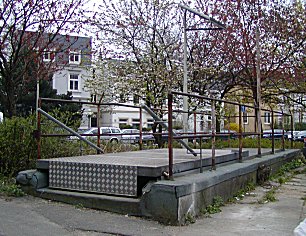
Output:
270,157,305,183
258,188,277,204
185,212,196,224
228,182,256,203
201,196,224,215
0,175,25,197
75,203,85,209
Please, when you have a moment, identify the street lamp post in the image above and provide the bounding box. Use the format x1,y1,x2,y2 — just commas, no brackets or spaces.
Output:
182,9,188,136
179,4,225,135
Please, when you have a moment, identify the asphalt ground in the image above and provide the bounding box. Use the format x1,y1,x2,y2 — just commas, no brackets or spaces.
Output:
0,167,305,236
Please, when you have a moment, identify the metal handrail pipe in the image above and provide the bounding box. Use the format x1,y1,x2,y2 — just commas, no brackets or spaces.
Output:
41,98,141,109
37,108,104,153
142,104,197,156
171,91,290,116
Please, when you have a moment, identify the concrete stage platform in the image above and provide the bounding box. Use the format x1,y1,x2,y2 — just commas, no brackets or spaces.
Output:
37,149,249,197
17,148,302,224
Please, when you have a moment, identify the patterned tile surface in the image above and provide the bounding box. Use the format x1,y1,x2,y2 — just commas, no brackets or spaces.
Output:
49,161,137,196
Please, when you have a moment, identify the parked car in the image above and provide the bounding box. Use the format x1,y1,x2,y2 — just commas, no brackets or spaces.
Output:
71,127,122,143
121,129,140,144
286,131,300,140
217,130,238,140
135,131,155,144
262,129,285,139
294,130,306,142
121,129,155,144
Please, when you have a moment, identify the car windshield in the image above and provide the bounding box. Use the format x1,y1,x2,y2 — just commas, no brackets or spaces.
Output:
123,129,138,134
111,128,121,133
84,128,97,134
101,128,110,134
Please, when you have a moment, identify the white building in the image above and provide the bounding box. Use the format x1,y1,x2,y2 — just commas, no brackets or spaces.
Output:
50,34,92,103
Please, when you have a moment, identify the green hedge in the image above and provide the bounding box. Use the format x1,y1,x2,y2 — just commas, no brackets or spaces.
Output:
0,116,37,177
0,115,304,178
0,114,87,177
189,138,304,149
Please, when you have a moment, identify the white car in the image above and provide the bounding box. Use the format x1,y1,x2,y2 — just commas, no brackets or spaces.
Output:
71,127,122,143
295,130,306,142
121,129,140,144
286,131,300,140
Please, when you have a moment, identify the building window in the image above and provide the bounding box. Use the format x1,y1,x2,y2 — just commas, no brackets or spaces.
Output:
243,112,248,124
147,119,154,129
69,73,80,91
69,51,81,64
91,94,97,103
133,95,139,104
132,118,140,129
264,112,271,124
119,94,126,103
119,118,128,128
91,114,97,127
43,50,55,62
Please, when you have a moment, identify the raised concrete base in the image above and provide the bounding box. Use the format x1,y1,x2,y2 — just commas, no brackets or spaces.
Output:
140,149,301,225
17,149,302,225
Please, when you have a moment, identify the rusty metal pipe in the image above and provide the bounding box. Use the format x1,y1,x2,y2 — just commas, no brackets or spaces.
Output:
168,93,174,180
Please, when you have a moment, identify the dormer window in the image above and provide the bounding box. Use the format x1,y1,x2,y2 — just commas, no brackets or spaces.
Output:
69,51,81,64
43,49,55,62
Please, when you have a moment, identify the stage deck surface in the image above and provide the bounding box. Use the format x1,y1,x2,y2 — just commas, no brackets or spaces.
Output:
37,149,247,196
37,149,244,177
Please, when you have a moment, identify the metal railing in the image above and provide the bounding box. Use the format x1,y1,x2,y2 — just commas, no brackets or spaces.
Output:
167,91,293,180
36,98,145,159
36,94,293,181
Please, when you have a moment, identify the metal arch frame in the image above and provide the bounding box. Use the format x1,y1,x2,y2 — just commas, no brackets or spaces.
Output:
178,4,226,29
179,4,226,143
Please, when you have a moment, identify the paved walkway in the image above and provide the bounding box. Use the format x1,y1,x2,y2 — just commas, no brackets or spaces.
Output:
0,167,305,236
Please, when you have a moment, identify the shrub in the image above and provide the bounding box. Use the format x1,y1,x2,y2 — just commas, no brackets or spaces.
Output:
0,116,37,177
0,112,86,177
229,123,239,132
0,175,25,197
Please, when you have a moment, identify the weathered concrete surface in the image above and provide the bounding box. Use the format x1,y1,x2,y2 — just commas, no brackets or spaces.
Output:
141,149,301,224
177,170,306,236
1,166,306,236
16,148,302,225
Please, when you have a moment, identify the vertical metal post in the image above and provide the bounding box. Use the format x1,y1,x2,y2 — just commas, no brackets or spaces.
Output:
139,108,143,150
211,98,216,170
281,111,285,150
79,140,83,156
182,10,188,138
271,110,275,154
224,112,231,148
256,106,262,156
37,98,41,160
290,113,294,149
256,27,262,156
200,137,203,173
168,93,174,180
36,79,39,119
238,104,243,162
193,112,197,145
228,115,231,148
97,104,101,153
